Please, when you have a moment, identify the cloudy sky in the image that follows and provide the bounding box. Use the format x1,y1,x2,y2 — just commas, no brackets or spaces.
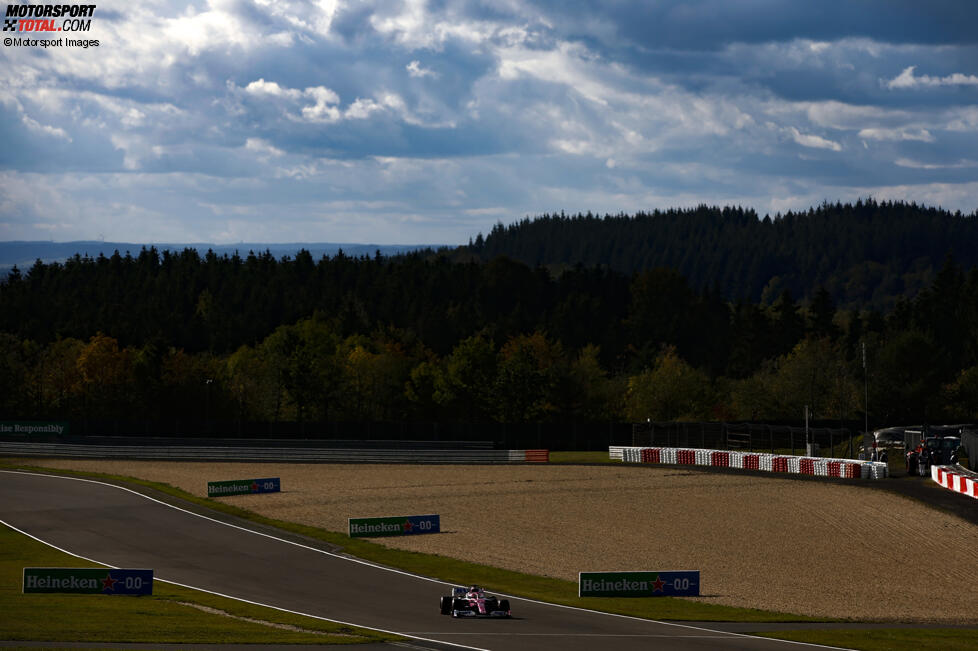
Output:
2,0,977,245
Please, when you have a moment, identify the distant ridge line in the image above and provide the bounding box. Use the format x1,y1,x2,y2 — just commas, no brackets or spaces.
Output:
0,241,453,272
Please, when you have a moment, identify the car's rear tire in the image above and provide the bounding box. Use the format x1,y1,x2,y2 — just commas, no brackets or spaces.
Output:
440,596,452,615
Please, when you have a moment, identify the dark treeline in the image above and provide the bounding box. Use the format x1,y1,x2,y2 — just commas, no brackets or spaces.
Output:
0,248,630,358
2,224,978,430
466,199,978,310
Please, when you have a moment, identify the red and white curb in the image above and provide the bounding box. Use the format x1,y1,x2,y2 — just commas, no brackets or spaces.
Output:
610,446,889,479
931,464,978,499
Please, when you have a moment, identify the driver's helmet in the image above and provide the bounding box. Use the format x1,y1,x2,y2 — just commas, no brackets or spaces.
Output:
468,585,482,595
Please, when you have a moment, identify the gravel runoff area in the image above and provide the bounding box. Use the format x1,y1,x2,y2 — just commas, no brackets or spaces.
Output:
20,459,978,624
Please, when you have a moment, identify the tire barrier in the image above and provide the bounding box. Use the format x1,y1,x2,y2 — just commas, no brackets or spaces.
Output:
710,451,729,467
612,446,889,480
0,441,549,464
523,449,550,463
931,465,978,499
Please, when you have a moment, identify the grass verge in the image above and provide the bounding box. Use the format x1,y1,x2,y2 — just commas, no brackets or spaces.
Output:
5,460,975,651
1,460,818,623
549,450,616,464
757,628,978,651
0,521,397,645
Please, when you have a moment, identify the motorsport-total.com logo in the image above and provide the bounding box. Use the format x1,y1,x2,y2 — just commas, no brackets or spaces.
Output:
4,3,96,33
4,3,99,47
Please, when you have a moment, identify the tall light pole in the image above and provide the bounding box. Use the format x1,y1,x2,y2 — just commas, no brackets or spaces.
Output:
862,341,870,460
862,342,868,436
205,378,213,435
805,404,810,456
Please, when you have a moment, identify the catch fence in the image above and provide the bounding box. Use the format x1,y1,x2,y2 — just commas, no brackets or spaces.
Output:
632,421,860,459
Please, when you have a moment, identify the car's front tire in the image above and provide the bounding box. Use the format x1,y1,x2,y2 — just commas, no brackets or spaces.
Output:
440,596,452,615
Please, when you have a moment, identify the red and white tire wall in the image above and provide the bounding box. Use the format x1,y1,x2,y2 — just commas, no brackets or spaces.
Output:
931,465,978,499
611,446,889,479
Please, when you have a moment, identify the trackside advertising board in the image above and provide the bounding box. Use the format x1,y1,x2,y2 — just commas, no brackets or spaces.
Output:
23,568,153,595
0,421,69,436
207,477,280,497
349,514,440,538
579,571,700,597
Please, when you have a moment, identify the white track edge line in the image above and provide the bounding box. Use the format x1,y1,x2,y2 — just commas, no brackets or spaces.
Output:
154,576,490,651
0,517,486,651
0,471,486,651
2,469,852,650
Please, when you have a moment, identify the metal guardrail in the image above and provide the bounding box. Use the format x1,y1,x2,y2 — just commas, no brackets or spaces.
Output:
0,442,538,464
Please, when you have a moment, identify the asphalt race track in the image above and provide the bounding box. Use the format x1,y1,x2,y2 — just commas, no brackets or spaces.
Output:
0,471,832,651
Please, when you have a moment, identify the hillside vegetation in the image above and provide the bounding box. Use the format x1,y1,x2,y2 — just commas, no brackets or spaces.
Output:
464,199,978,310
2,201,977,430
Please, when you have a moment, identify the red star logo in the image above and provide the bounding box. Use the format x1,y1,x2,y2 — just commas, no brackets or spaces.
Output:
250,481,259,492
102,573,119,592
651,575,665,592
402,519,414,532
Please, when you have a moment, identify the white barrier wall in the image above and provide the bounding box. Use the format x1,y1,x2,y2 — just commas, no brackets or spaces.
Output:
931,465,978,499
0,442,549,464
611,446,888,480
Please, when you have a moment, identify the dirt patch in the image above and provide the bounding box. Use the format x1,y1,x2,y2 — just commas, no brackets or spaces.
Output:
24,459,978,624
171,601,354,636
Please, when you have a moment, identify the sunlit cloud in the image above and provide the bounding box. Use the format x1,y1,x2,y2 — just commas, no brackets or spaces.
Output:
787,127,842,152
886,66,978,89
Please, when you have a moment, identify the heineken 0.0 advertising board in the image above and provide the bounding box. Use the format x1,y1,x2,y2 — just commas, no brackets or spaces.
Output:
579,571,700,597
207,477,280,497
349,514,440,538
23,568,153,595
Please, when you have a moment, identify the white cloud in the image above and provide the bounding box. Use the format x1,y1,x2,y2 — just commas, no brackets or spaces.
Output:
945,107,978,132
244,138,285,157
245,79,303,99
370,0,497,50
894,158,977,170
886,66,978,89
253,0,340,37
787,127,842,152
164,2,255,56
21,116,72,142
110,133,155,171
237,77,450,128
858,127,934,142
240,79,343,123
343,93,423,123
497,41,611,107
798,101,908,130
344,97,385,120
300,86,342,122
552,138,612,157
406,60,438,78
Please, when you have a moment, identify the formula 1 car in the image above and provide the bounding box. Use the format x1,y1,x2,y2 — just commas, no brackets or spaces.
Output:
439,586,511,618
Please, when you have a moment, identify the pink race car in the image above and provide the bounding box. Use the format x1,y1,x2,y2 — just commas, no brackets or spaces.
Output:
439,585,511,618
